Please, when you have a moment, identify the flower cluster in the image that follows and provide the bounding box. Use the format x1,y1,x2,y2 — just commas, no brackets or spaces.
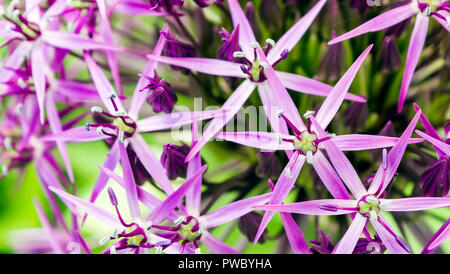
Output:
0,0,448,254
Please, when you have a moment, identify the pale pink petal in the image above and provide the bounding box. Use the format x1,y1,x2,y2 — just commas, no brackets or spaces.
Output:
30,44,46,123
423,218,450,253
201,230,239,254
254,199,358,215
432,11,450,32
328,3,416,45
147,165,207,224
0,42,31,83
89,140,121,203
268,0,326,63
315,45,373,129
226,0,257,56
138,109,226,133
398,14,429,113
83,52,126,113
202,193,272,229
54,80,100,102
257,48,305,131
118,141,141,220
129,24,170,118
100,18,123,98
33,199,64,254
185,127,203,216
312,151,352,199
114,0,169,16
414,103,445,158
276,71,366,102
50,186,121,228
185,80,256,162
146,55,245,78
334,134,423,151
415,130,450,156
280,213,311,254
130,134,174,195
368,111,422,194
254,152,305,244
370,216,409,254
310,116,367,198
380,197,450,212
215,131,294,150
41,126,109,143
333,213,367,254
46,95,74,182
42,31,125,51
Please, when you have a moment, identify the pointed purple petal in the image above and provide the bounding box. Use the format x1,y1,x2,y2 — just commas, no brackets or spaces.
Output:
334,134,424,151
414,103,445,158
118,141,141,221
380,197,450,212
201,230,239,254
415,130,450,156
254,199,358,215
186,80,256,161
215,131,294,150
43,31,125,51
328,4,416,45
370,216,409,254
315,45,372,129
280,213,311,254
333,213,367,254
268,0,326,63
226,0,257,56
33,199,64,254
30,44,46,123
398,14,429,113
422,218,450,253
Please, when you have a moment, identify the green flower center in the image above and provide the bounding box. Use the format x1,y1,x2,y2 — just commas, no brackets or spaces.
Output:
113,117,136,134
178,219,202,242
248,59,263,82
293,131,318,154
124,226,146,246
358,195,380,217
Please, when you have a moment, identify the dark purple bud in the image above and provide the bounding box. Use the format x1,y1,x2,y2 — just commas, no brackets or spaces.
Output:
245,2,262,42
127,146,152,186
255,151,282,181
260,0,281,32
350,0,370,14
309,229,335,254
386,18,410,37
160,143,190,180
445,122,450,143
150,0,184,15
353,235,387,254
238,212,267,244
377,36,401,74
344,94,368,132
316,31,346,82
379,120,396,137
141,71,177,113
108,187,118,206
218,26,241,62
420,157,449,197
193,0,221,7
161,29,196,58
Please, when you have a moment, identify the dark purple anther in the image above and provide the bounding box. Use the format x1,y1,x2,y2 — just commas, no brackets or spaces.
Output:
108,187,118,206
319,204,339,212
160,143,190,180
377,36,401,74
140,71,177,114
218,26,241,62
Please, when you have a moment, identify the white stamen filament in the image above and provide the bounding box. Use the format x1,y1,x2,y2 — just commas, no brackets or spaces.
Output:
17,78,27,89
306,151,314,164
303,110,315,119
1,165,7,176
285,167,292,179
118,131,125,142
107,93,116,100
327,133,336,139
96,126,104,135
233,51,246,58
369,210,377,221
379,201,389,210
15,103,23,114
259,62,269,71
145,221,153,231
382,148,388,169
277,133,282,144
265,38,275,48
366,196,379,204
156,246,163,254
275,109,285,118
115,111,126,116
174,216,186,225
195,248,202,254
249,42,259,49
4,137,12,150
11,9,20,20
423,6,431,16
90,106,103,113
99,236,110,245
110,245,117,254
